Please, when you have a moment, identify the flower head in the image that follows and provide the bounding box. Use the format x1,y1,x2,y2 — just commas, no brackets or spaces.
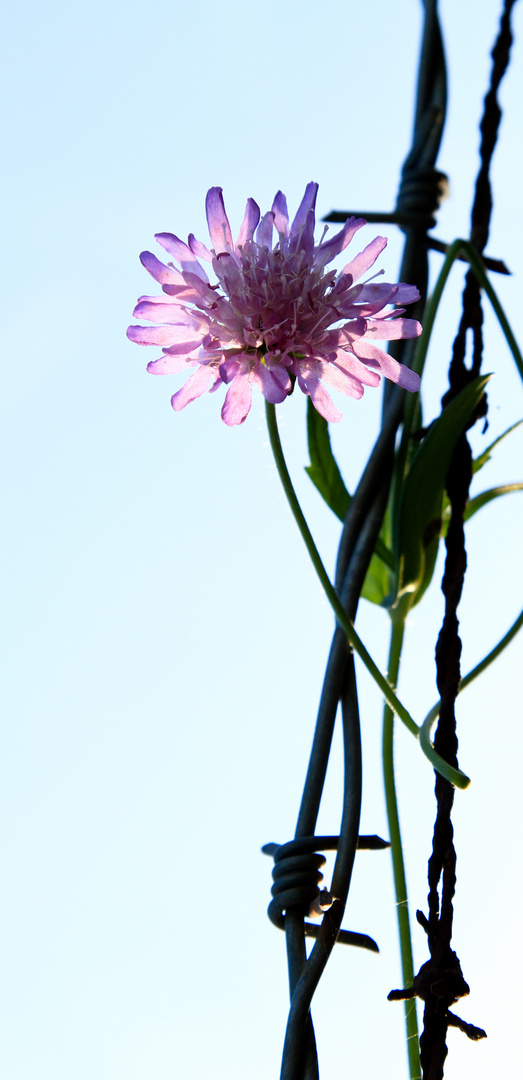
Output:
127,183,422,425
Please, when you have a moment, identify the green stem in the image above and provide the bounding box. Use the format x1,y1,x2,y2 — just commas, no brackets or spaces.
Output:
265,401,470,788
383,611,420,1080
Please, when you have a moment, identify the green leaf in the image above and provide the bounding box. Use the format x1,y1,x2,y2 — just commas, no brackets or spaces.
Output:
472,419,523,474
305,400,395,604
464,482,523,521
441,481,523,534
396,375,491,606
361,551,392,605
305,399,351,521
361,503,396,606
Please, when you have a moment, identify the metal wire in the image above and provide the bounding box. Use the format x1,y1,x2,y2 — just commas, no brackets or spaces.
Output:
419,4,517,1075
264,3,451,1078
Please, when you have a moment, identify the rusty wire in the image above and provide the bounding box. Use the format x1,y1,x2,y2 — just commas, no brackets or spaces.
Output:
418,3,517,1076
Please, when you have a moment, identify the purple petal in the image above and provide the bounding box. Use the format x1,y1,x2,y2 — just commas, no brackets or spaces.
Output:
256,211,275,248
319,360,365,398
290,182,318,236
333,352,381,388
139,251,184,287
293,361,343,422
219,356,242,383
188,234,213,262
155,233,209,281
341,236,388,283
159,338,202,355
307,380,343,422
171,365,214,411
221,371,253,426
271,191,289,237
317,217,366,264
127,324,200,347
353,282,420,310
161,284,211,305
297,209,315,254
351,338,421,392
235,198,261,251
147,354,198,375
205,187,233,253
365,316,422,340
253,360,291,403
208,370,225,393
335,317,368,345
136,292,180,305
132,300,203,326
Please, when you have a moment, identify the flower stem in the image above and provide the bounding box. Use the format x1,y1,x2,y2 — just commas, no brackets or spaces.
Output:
383,610,420,1080
264,401,469,788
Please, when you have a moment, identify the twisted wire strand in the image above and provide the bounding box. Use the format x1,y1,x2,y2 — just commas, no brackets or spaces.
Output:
416,4,517,1075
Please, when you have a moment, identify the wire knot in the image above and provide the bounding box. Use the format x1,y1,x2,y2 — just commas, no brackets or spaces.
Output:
263,838,326,928
262,835,390,952
394,164,449,231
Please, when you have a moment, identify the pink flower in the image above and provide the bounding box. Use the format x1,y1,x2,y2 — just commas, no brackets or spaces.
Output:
127,184,422,426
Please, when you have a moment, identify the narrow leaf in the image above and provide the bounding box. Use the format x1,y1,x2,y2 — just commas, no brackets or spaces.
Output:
472,418,523,474
441,482,523,534
464,482,523,521
305,398,351,521
397,375,491,603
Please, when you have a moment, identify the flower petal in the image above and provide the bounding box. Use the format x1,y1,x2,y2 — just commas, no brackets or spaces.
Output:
351,338,421,391
171,365,214,411
253,360,291,403
236,198,261,251
126,323,203,347
333,351,381,388
132,300,204,326
365,316,422,340
356,282,420,306
294,361,343,421
206,187,234,253
290,182,318,237
315,361,363,398
271,191,289,237
256,211,275,248
221,371,253,426
147,354,198,375
307,379,343,422
219,356,242,384
341,236,388,283
139,251,185,287
317,217,366,264
188,234,213,262
155,233,209,281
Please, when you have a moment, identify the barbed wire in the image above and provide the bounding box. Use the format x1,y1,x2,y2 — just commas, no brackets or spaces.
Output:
264,2,449,1078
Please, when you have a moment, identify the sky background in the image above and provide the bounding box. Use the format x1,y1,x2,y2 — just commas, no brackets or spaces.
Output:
2,1,523,1078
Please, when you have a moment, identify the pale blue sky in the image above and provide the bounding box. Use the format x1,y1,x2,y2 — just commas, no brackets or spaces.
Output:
2,1,523,1077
